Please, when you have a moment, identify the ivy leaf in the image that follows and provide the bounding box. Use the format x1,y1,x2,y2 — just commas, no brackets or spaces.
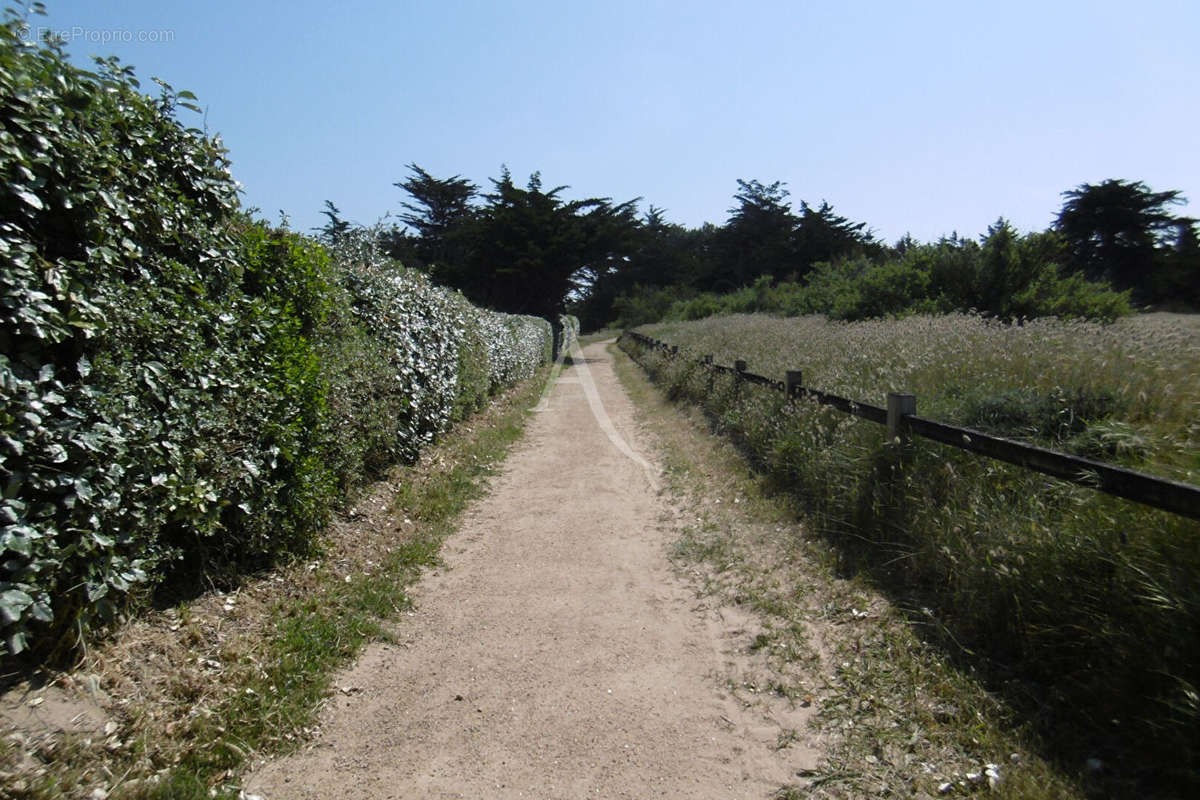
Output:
14,189,44,210
1,525,40,556
6,631,28,655
0,589,33,624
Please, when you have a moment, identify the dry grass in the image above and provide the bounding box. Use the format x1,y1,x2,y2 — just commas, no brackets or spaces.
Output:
644,311,1199,481
610,341,1082,799
622,314,1200,800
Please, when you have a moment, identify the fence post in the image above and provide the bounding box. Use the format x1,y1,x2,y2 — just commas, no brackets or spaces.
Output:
703,354,713,365
887,393,917,446
785,370,803,399
734,359,747,374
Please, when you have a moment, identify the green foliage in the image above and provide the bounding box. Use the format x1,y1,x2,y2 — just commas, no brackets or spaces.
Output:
611,284,692,328
451,316,493,422
314,200,350,245
0,22,558,662
798,257,932,320
609,222,1131,327
392,163,477,273
391,165,1193,329
713,179,798,288
1007,261,1135,321
391,164,640,320
0,12,250,657
572,211,716,331
580,177,1177,329
1056,178,1198,303
961,221,1132,321
258,225,555,500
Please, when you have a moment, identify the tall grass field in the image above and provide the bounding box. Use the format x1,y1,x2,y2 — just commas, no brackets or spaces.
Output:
625,312,1199,797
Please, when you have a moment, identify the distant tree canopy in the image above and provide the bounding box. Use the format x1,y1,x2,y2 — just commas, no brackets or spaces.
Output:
326,172,1197,327
461,169,639,317
374,165,636,318
709,180,878,290
570,180,877,328
395,164,477,275
1056,179,1199,304
314,200,350,244
713,179,796,289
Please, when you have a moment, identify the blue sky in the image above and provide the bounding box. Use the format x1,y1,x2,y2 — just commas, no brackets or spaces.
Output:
22,0,1200,244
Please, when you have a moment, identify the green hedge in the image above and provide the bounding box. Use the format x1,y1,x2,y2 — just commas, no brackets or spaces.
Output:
0,17,554,661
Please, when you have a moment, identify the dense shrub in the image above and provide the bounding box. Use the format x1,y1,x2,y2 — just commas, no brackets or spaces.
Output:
611,284,692,327
611,221,1131,327
798,257,936,320
0,20,556,661
306,230,553,491
0,18,258,658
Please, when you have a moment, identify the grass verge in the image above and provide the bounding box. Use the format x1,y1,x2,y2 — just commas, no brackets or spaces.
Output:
620,320,1200,800
0,367,549,800
609,341,1087,800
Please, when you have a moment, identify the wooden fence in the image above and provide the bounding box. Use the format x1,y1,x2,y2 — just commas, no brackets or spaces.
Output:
621,330,1200,521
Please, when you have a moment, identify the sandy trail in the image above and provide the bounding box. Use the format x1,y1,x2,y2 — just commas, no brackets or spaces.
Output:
247,341,815,799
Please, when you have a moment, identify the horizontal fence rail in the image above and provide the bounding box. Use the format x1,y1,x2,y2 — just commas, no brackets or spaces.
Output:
622,330,1200,521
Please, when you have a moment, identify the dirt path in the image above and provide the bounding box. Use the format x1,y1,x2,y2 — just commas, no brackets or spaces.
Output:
246,341,818,799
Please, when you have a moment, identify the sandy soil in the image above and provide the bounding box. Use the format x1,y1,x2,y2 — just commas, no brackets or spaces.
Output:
245,341,820,799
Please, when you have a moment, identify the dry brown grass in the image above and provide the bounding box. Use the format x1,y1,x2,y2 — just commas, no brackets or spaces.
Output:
644,311,1200,481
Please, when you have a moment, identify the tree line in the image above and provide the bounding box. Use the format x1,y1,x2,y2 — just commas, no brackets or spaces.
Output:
320,168,1200,329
